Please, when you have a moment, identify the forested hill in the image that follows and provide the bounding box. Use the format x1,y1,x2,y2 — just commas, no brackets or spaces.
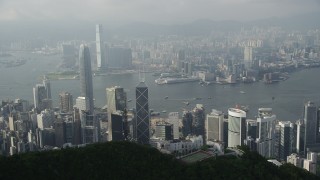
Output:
0,142,318,179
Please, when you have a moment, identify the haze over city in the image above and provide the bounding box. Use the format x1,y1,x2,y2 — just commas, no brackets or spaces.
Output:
0,0,320,179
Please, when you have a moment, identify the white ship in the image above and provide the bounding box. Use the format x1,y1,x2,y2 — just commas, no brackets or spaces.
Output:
155,77,199,84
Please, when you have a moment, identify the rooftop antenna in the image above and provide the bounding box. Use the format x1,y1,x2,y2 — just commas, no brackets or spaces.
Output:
142,64,145,82
138,63,145,83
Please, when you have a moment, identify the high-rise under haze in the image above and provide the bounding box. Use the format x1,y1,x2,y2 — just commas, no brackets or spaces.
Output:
96,24,106,71
79,44,94,113
206,109,224,142
228,108,246,148
134,81,150,145
303,101,317,155
59,92,73,113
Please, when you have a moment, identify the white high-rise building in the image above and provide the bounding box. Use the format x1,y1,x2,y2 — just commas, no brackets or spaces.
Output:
228,108,246,148
256,108,276,158
206,109,224,142
96,24,106,71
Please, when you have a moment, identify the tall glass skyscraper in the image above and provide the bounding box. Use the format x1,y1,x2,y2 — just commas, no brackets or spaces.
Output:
79,44,94,113
135,82,150,145
303,101,317,155
96,24,106,71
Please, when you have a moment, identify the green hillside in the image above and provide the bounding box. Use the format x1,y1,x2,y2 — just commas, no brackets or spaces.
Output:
0,142,318,180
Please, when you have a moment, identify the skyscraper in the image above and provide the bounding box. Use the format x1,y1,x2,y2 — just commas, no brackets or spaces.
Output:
106,86,127,141
244,46,253,69
167,112,179,139
59,92,73,113
182,111,193,137
33,76,52,112
277,121,294,161
192,104,205,138
79,44,94,113
256,108,276,158
134,81,150,145
228,108,246,148
206,109,224,142
106,86,127,113
303,101,317,155
96,24,106,71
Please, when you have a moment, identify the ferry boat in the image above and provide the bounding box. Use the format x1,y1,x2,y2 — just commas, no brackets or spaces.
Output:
155,77,199,84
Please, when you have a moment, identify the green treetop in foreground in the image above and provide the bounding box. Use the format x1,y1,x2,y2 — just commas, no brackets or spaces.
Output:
0,142,318,180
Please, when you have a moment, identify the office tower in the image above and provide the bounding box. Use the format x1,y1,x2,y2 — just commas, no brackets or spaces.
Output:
256,108,276,158
73,108,82,145
296,120,305,154
80,111,99,144
155,122,173,140
54,118,66,147
75,97,90,112
64,119,74,144
244,46,253,69
228,108,246,148
37,109,55,130
134,81,150,145
33,84,47,112
8,116,16,131
106,86,127,113
41,128,56,147
79,44,94,113
106,47,132,69
182,111,193,137
192,104,205,138
106,86,127,141
303,101,317,155
246,119,257,140
206,109,224,142
167,112,179,139
276,121,294,161
109,112,124,141
59,92,73,113
33,76,52,112
42,76,51,99
96,24,106,71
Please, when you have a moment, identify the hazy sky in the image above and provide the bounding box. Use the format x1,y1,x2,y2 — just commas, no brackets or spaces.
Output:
0,0,320,25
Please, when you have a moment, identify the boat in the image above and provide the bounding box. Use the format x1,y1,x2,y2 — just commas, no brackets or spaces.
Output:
194,97,202,100
155,77,199,85
183,101,190,106
162,110,167,113
240,91,246,94
127,99,132,102
151,112,160,116
164,96,169,99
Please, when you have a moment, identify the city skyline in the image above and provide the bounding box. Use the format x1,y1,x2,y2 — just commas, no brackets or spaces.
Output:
0,7,319,176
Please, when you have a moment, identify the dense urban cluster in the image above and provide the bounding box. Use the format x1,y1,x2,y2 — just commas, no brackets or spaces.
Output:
0,24,320,177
